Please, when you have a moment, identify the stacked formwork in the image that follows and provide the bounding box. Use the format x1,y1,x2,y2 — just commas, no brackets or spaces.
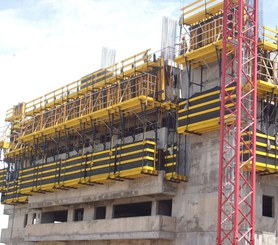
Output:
0,49,186,205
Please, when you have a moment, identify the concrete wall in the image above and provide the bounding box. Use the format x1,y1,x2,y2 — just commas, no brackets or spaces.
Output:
174,130,278,245
24,216,176,241
173,130,219,245
180,61,220,99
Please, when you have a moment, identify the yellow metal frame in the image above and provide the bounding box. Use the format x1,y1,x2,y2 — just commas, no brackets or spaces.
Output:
176,40,224,66
257,80,278,99
258,26,278,52
15,96,155,144
180,0,223,26
5,49,162,121
0,141,10,149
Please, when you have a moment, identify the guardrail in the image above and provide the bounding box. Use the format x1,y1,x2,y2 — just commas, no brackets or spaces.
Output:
177,14,223,56
258,54,278,84
5,49,152,121
20,73,157,137
180,0,223,26
261,26,278,47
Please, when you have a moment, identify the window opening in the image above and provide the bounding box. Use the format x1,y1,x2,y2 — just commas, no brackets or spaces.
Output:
262,195,274,218
41,210,68,224
74,208,84,221
113,202,152,218
95,206,106,220
157,200,172,216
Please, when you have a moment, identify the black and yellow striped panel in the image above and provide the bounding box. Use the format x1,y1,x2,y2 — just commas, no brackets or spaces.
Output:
0,168,7,192
2,180,28,205
1,140,157,204
177,85,236,135
243,131,278,174
164,145,186,182
112,141,156,178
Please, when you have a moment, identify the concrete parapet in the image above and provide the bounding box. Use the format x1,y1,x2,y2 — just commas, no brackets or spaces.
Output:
24,215,176,242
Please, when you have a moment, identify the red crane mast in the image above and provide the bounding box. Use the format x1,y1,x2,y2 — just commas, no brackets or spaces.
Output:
217,0,258,244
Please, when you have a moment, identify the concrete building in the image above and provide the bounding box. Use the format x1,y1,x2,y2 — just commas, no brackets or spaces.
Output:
0,1,278,245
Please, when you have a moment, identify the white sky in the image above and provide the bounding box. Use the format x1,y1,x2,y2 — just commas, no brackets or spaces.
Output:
0,0,277,242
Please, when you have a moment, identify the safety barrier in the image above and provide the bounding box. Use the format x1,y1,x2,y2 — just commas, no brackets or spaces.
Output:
17,73,157,143
0,139,188,204
1,140,157,204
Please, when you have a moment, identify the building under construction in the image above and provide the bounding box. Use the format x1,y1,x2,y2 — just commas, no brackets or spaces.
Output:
0,0,278,244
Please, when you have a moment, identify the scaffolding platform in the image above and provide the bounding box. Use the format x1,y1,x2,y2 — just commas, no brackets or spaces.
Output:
5,49,164,121
175,40,224,67
179,0,223,26
176,0,277,68
258,80,278,98
18,95,156,144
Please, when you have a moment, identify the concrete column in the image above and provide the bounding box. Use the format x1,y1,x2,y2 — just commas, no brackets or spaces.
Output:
36,211,42,224
83,205,95,221
67,208,74,222
111,135,118,146
105,203,113,219
151,200,158,216
27,212,33,225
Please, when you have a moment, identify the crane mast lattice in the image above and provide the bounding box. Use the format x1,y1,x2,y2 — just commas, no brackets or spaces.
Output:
217,0,258,244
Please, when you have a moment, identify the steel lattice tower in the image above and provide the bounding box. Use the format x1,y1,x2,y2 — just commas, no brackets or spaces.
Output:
217,0,258,244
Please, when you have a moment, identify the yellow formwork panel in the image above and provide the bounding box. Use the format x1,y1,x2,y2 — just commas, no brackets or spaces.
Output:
3,196,28,205
114,166,157,179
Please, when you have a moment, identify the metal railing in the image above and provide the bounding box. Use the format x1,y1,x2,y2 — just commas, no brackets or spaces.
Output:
6,49,152,121
0,125,10,143
177,14,223,56
20,73,157,136
258,54,278,84
260,26,278,47
180,0,223,26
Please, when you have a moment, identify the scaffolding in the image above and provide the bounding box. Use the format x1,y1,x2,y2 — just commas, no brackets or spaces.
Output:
0,48,186,205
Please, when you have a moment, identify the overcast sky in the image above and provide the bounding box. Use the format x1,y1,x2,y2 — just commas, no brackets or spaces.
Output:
0,0,277,240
